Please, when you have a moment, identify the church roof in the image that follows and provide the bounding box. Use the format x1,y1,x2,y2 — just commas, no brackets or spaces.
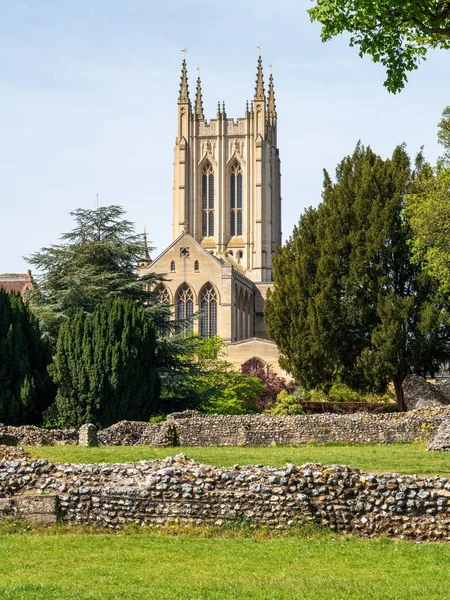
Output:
149,232,225,268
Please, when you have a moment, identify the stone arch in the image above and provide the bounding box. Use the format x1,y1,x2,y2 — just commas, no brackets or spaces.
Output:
199,282,219,338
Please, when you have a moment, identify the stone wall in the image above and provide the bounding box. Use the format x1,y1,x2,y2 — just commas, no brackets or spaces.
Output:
0,424,77,446
1,449,449,542
98,409,450,447
2,408,450,448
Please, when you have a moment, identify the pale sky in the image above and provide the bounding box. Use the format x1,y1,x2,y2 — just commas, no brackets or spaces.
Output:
1,0,448,273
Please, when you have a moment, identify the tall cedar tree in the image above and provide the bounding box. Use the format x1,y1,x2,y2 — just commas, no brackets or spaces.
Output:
265,144,450,409
0,290,53,425
51,299,159,428
26,205,199,396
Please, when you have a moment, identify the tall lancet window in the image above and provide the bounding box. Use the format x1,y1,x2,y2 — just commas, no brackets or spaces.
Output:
201,162,214,237
200,284,218,338
176,284,194,334
230,162,243,236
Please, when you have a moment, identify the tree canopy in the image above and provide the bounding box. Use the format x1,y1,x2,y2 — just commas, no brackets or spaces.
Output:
51,299,159,428
265,142,450,409
405,106,450,294
308,1,450,93
0,290,53,425
26,205,199,399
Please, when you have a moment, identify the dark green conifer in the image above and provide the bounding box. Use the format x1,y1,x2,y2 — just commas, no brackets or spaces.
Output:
265,144,450,409
51,298,159,428
0,290,53,424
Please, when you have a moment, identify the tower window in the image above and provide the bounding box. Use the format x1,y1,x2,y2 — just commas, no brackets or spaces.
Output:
176,284,194,334
200,284,218,338
201,162,214,237
230,161,243,236
170,260,176,272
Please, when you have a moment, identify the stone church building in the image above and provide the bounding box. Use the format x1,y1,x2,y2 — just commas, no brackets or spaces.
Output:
139,56,285,375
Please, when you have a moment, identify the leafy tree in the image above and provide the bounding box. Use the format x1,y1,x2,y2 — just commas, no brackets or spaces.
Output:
160,336,265,415
26,205,199,399
308,1,450,93
50,299,159,428
240,361,296,411
0,290,53,425
405,106,450,293
265,143,450,409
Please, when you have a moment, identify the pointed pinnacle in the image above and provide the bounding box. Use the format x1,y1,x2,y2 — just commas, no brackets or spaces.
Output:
254,55,265,100
195,76,204,120
178,58,190,103
267,73,277,122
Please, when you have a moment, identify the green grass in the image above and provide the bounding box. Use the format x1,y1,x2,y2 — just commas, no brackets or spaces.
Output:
25,444,450,476
1,526,450,599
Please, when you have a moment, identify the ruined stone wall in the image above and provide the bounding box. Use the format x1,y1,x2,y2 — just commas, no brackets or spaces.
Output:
2,408,450,447
98,409,450,447
1,449,449,542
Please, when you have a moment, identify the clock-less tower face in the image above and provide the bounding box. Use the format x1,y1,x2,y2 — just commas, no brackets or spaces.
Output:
172,56,281,284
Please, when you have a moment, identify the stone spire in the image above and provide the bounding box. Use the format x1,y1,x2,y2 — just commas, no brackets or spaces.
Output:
194,76,204,120
178,58,190,103
254,55,265,100
267,73,277,123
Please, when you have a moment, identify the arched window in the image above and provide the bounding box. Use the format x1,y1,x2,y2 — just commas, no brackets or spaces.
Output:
200,284,218,338
155,284,170,303
170,260,176,272
176,284,194,334
230,161,243,236
194,260,199,272
202,162,214,237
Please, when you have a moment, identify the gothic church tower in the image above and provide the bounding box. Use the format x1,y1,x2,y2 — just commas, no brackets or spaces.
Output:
172,56,282,283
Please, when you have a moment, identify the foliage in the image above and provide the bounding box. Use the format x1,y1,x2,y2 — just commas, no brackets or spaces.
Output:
327,382,361,403
265,143,450,409
308,1,450,93
165,336,265,415
26,205,200,399
405,106,450,294
241,361,296,410
50,299,159,428
266,390,305,416
0,290,54,425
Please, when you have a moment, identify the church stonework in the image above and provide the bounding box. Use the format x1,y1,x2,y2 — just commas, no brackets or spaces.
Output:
140,56,286,376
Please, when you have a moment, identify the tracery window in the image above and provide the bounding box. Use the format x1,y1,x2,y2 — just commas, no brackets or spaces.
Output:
200,284,218,338
176,284,194,334
202,162,214,237
155,284,170,303
230,161,243,236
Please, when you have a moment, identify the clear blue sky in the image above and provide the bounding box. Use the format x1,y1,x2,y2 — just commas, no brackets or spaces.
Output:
1,0,448,273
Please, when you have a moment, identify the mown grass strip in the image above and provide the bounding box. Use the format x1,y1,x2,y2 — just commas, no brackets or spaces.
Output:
1,528,450,600
25,444,450,476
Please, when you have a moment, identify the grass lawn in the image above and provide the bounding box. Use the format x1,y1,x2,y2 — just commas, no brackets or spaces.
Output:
25,444,450,476
1,527,450,600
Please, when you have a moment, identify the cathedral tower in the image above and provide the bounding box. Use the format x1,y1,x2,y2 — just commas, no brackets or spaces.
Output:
172,55,282,283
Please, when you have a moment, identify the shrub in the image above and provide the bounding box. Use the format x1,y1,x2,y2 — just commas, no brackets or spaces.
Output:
266,390,305,416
